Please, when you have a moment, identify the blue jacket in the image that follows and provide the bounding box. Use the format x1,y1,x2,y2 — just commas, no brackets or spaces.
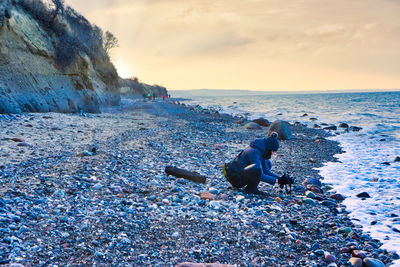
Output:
231,138,280,185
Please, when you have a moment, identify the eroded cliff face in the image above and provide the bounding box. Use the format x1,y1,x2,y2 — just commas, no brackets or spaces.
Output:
0,1,120,113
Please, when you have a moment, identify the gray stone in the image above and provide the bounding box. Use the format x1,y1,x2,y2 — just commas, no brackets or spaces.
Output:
267,120,292,140
363,258,385,267
244,122,262,130
252,118,270,127
349,257,363,267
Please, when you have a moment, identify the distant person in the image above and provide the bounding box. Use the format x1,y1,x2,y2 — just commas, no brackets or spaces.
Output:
222,132,292,195
162,95,166,101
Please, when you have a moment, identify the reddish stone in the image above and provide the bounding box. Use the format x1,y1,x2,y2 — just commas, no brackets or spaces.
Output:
200,192,216,201
340,247,350,253
351,250,367,259
330,193,345,201
311,186,322,194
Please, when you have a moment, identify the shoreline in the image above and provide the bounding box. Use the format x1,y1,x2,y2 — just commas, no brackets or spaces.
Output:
0,100,398,266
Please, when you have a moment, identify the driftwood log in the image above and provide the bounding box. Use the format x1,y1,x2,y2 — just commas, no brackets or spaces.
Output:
165,166,206,184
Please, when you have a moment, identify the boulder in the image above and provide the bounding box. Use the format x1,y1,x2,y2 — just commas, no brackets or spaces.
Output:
302,178,322,188
363,258,385,267
330,193,345,201
394,156,400,162
348,257,363,267
339,123,349,128
252,118,270,127
267,120,292,140
244,122,262,130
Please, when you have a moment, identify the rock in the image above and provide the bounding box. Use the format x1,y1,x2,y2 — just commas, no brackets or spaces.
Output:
363,258,385,267
327,263,337,267
314,249,325,256
324,125,337,131
77,151,94,157
339,227,353,235
394,156,400,162
340,247,350,253
325,254,336,263
305,191,316,199
274,197,282,203
350,126,363,132
209,200,221,210
356,192,371,198
381,162,390,165
322,200,338,208
309,117,318,121
352,250,367,259
303,198,316,205
348,257,363,267
172,232,180,238
339,123,349,128
313,124,321,129
10,137,24,142
310,186,322,194
176,263,235,267
17,142,31,147
303,178,322,187
330,193,345,201
252,118,270,127
309,158,316,163
267,120,292,140
200,192,216,201
301,113,308,117
244,122,262,130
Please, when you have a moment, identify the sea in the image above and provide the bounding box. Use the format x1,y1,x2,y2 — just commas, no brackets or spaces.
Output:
171,90,400,261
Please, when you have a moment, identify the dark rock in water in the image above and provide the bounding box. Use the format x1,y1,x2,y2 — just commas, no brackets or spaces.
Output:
313,124,321,129
392,227,400,233
17,142,31,147
330,193,345,201
391,213,399,217
252,118,270,127
350,126,362,132
244,122,262,130
320,123,329,126
301,113,308,117
363,258,385,267
370,221,378,225
379,138,386,141
394,156,400,162
381,162,390,166
10,137,24,142
356,192,371,198
324,125,337,131
339,123,349,128
309,117,318,121
267,120,292,140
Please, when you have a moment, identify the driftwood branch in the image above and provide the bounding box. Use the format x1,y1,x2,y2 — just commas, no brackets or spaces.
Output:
165,166,206,184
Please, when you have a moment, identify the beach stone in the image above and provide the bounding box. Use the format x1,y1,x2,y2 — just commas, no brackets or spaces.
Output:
314,249,325,256
305,191,315,199
309,117,317,121
303,198,316,205
325,254,336,263
356,192,371,198
340,247,350,253
176,263,235,267
363,258,384,267
348,257,363,267
310,186,322,194
350,126,362,132
301,113,308,117
352,250,367,259
327,263,337,267
309,158,316,163
330,193,345,201
267,120,292,140
339,123,349,128
252,118,270,127
244,122,262,130
322,200,337,208
313,124,321,129
303,178,322,188
200,192,216,201
394,156,400,162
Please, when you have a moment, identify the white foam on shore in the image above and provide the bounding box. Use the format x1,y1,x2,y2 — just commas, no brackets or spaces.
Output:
317,132,400,263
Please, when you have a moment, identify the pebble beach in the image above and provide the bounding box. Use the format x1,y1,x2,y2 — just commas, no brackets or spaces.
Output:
0,100,398,266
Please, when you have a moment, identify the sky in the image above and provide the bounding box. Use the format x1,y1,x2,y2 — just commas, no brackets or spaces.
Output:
66,0,400,91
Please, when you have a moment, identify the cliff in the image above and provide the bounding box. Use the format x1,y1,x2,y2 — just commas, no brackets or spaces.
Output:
0,0,120,113
118,77,167,98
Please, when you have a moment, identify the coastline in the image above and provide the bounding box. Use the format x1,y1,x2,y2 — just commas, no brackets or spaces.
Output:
0,100,397,266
